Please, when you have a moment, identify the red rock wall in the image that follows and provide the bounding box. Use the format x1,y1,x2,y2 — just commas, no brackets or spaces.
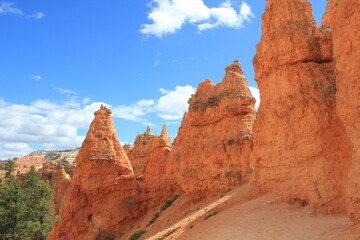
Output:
251,0,352,213
173,60,255,200
325,0,360,224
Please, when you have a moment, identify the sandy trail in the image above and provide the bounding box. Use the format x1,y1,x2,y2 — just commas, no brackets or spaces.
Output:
145,183,359,240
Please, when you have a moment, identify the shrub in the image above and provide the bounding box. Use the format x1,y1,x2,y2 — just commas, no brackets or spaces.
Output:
204,211,220,221
160,195,180,212
128,230,146,240
146,212,160,227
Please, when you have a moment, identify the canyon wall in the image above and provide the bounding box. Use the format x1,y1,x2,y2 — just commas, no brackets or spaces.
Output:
48,106,140,240
323,0,360,223
251,0,352,213
173,60,255,200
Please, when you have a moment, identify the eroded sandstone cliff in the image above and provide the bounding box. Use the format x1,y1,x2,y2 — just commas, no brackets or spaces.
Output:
125,125,177,208
173,60,256,200
251,0,352,213
323,0,360,224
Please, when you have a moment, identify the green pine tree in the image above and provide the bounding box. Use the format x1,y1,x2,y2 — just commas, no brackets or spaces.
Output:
0,161,58,240
22,166,58,240
0,160,27,240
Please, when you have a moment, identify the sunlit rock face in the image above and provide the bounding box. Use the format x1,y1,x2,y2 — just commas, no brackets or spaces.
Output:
48,106,140,240
251,0,352,214
172,60,256,200
323,0,360,224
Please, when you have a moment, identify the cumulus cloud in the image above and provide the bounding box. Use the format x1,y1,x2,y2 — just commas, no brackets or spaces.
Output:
113,99,155,122
155,85,195,120
113,85,195,122
0,143,34,160
0,97,107,159
141,0,254,38
249,86,260,110
0,85,195,159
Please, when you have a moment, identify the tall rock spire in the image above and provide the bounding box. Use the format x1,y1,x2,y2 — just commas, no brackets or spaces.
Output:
160,125,171,146
48,106,138,240
75,105,133,178
251,0,351,213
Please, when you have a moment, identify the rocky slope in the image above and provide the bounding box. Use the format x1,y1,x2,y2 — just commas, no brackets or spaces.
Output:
251,0,352,213
173,60,256,200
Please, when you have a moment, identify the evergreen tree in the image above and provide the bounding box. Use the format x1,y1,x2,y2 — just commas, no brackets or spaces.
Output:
0,161,58,240
0,160,27,239
22,166,57,240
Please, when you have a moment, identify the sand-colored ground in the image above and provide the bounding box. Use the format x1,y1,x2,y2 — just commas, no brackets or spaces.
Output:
133,183,360,240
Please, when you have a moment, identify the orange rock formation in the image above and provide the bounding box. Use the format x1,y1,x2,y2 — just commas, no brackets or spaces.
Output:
173,60,256,200
48,105,139,239
45,0,360,236
323,0,360,223
40,163,71,214
12,149,78,174
251,0,352,213
125,125,176,207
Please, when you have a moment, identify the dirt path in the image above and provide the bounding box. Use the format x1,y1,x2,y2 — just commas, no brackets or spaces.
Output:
145,183,359,240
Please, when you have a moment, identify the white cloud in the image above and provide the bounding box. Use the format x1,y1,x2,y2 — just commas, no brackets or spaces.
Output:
0,2,23,15
54,87,78,95
0,2,44,19
249,86,260,110
0,143,34,160
30,11,44,19
113,99,155,122
113,85,195,122
155,85,195,120
141,0,254,38
0,85,195,159
158,88,168,94
31,75,42,81
0,97,108,159
82,97,91,105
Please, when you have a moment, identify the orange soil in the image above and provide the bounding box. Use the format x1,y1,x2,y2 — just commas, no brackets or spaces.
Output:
129,183,360,240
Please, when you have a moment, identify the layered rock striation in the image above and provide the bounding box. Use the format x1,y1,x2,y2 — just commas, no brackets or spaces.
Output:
173,60,256,200
48,105,139,240
251,0,352,213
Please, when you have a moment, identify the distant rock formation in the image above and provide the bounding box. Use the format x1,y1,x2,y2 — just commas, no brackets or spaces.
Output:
48,105,139,240
173,60,256,200
251,0,352,213
12,149,78,174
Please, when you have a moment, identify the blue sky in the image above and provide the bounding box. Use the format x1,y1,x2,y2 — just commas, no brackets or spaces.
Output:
0,0,327,159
